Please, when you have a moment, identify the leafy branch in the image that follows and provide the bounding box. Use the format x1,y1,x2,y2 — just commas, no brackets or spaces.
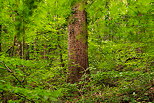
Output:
0,61,35,103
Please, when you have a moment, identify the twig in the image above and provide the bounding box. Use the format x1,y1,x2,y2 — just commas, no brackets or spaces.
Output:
0,61,35,102
15,93,35,103
1,62,25,88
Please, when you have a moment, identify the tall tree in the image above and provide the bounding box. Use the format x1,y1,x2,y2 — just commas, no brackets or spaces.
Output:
67,1,89,83
12,0,40,59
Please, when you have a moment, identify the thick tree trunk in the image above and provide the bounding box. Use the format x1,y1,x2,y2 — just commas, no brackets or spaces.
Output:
67,2,89,83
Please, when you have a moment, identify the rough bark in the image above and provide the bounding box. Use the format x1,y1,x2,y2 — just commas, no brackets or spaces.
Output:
67,2,89,83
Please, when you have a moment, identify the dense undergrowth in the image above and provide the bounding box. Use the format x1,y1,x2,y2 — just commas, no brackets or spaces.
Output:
1,0,153,102
0,45,153,103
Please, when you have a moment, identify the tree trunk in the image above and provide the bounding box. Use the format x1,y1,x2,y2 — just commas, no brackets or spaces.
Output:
13,35,23,58
67,2,89,83
40,44,48,59
25,43,30,60
12,13,24,58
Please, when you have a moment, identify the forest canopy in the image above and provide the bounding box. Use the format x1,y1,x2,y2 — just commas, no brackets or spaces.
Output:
0,0,153,102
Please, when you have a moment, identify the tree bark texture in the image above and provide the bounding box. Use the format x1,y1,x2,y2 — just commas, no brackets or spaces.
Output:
67,2,89,83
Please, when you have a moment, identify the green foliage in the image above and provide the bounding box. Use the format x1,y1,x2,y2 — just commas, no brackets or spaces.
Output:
0,0,153,102
0,83,63,102
0,55,65,102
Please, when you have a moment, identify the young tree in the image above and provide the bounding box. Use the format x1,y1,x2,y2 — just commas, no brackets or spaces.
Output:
67,1,89,83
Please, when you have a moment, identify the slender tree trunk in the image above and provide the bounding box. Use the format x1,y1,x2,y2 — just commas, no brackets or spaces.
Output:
57,36,65,67
25,43,30,60
13,15,27,59
67,2,89,83
41,44,48,59
13,35,22,58
12,14,24,58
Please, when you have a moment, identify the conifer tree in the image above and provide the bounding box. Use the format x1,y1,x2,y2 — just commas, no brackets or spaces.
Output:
67,1,89,83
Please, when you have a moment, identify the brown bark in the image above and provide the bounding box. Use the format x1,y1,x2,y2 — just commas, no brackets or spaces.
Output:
13,35,23,58
67,2,89,83
13,36,28,59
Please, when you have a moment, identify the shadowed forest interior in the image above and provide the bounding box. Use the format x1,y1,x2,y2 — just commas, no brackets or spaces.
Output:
0,0,154,103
